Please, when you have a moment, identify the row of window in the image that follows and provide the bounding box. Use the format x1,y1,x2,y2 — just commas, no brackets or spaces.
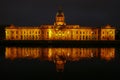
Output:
7,36,97,40
102,36,114,39
7,31,41,34
7,31,99,35
102,31,114,34
7,34,97,39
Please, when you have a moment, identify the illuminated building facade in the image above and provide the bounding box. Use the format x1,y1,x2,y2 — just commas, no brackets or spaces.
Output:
5,8,115,40
5,47,115,72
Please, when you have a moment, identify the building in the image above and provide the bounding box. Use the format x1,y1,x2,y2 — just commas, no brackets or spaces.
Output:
5,8,115,40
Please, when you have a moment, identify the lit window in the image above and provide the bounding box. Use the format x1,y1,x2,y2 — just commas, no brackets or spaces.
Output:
111,31,113,34
6,31,9,34
76,36,78,39
86,32,88,34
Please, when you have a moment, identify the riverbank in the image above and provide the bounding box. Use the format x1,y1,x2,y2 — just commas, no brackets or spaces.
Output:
0,40,120,47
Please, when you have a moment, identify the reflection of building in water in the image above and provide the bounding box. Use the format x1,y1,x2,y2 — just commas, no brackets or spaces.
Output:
5,47,115,72
100,48,115,61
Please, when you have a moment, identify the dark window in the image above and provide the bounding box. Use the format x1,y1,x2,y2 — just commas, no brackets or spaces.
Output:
16,31,18,34
42,31,44,34
76,31,78,34
16,36,18,39
21,36,23,39
11,31,14,34
80,32,81,34
86,36,88,39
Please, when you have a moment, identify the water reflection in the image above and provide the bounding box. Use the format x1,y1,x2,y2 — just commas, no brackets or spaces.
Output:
5,47,115,72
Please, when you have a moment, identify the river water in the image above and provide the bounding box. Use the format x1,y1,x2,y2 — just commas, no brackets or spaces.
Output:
0,46,120,80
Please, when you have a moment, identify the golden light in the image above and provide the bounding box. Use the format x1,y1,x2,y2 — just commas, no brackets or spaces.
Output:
48,48,52,58
5,9,115,41
48,29,52,39
100,48,115,61
5,47,115,72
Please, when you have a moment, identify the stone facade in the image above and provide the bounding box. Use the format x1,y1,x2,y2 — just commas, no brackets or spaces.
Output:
5,9,115,40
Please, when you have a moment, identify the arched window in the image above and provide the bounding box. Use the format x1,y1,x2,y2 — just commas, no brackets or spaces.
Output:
86,36,88,40
38,31,40,34
80,36,81,40
103,31,104,34
76,31,78,34
83,35,84,40
80,31,81,34
16,31,18,34
103,36,104,39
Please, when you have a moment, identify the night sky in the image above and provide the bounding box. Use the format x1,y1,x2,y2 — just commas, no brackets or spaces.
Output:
0,0,120,27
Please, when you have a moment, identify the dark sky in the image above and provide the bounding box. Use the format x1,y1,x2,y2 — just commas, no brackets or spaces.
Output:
0,0,120,27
